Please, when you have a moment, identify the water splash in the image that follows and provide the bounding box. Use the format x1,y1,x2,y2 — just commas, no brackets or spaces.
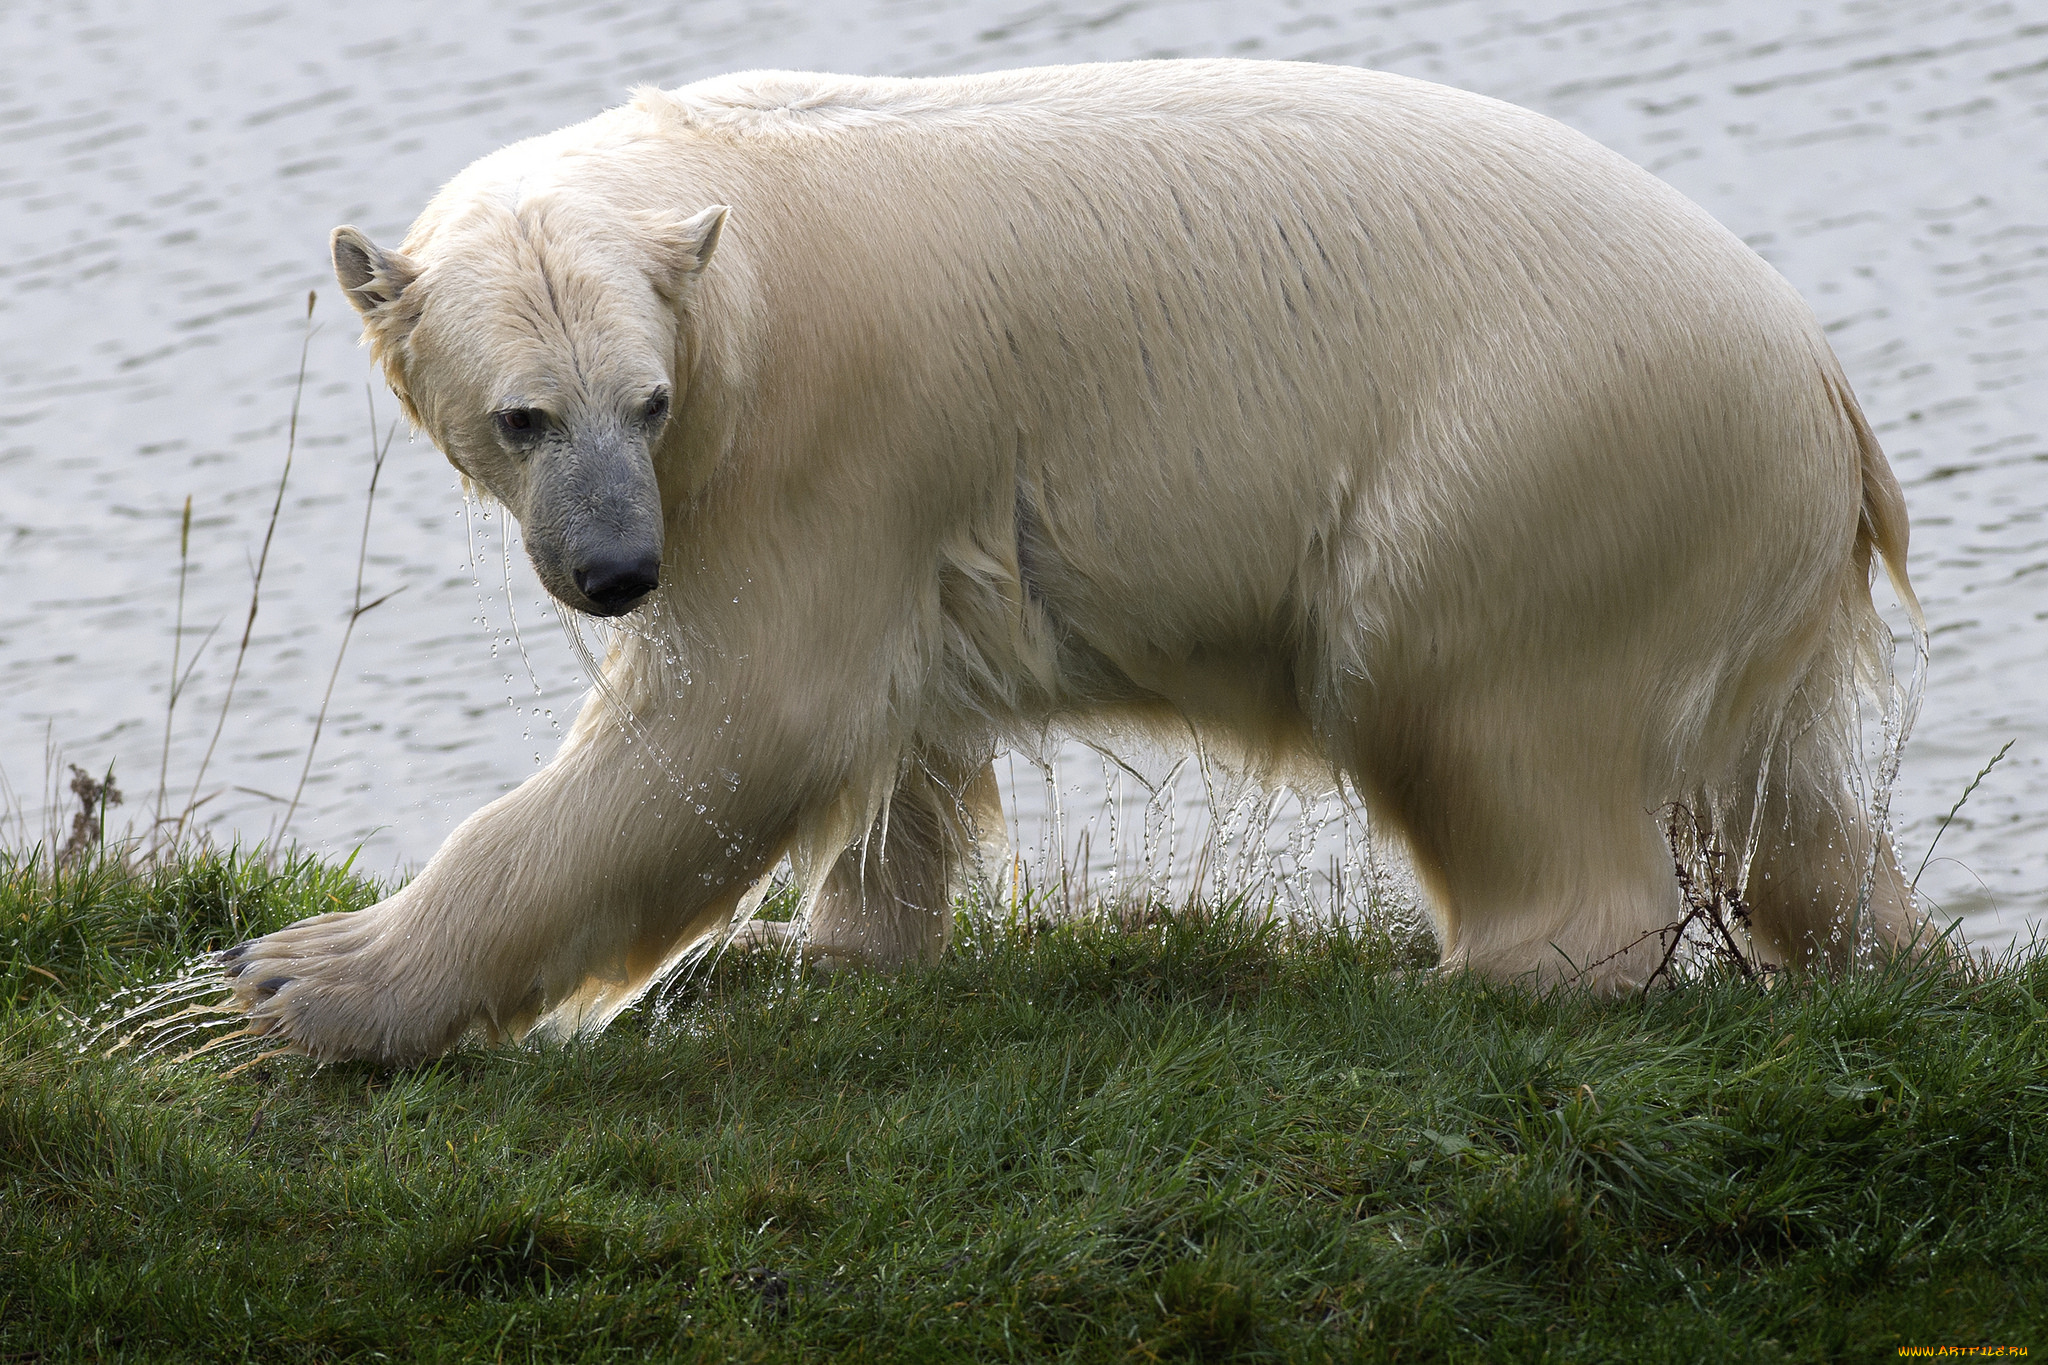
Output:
996,737,1418,935
76,954,289,1077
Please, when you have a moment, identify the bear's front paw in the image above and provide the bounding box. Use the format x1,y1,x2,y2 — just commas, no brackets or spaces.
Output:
219,903,475,1064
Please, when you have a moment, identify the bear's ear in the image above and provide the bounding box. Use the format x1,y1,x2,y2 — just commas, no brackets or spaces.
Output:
331,226,421,323
643,204,730,289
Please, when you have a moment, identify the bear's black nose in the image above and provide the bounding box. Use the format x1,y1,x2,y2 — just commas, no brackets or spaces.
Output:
574,553,661,615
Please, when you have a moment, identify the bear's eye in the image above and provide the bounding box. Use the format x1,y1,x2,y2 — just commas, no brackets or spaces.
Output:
494,407,543,440
642,388,670,422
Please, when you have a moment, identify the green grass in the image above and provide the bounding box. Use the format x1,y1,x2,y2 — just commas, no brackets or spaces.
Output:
2,846,2044,1362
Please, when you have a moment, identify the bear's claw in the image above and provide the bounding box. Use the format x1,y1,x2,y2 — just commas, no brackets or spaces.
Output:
210,902,471,1063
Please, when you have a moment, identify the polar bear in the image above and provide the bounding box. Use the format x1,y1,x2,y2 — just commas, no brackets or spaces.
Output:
224,59,1930,1063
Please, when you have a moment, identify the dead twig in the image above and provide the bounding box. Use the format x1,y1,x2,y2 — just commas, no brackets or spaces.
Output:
1645,803,1760,992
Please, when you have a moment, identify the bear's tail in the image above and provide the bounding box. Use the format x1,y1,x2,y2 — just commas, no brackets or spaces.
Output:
1831,366,1924,640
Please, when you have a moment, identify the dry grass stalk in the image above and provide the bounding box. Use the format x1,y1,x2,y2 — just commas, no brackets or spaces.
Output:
171,291,317,847
278,384,404,841
1910,737,2014,892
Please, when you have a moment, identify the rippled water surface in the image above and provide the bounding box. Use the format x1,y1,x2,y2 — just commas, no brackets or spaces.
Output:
3,0,2043,946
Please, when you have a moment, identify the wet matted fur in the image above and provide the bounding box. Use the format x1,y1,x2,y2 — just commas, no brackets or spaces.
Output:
225,60,1927,1062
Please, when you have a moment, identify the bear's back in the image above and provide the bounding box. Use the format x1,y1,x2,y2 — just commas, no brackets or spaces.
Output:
622,63,1835,668
410,61,1858,728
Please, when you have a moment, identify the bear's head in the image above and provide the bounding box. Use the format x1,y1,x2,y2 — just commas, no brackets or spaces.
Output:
328,199,728,619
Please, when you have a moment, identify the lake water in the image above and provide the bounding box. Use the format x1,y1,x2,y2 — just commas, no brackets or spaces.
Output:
3,0,2043,950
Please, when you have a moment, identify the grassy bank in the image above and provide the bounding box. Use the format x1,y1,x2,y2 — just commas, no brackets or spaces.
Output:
2,847,2043,1362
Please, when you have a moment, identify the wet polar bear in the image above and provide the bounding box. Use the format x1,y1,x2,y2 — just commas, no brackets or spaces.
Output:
226,59,1930,1063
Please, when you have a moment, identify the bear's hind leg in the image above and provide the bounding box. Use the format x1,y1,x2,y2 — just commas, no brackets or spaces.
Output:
734,753,1006,969
1728,726,1934,974
1346,691,1685,994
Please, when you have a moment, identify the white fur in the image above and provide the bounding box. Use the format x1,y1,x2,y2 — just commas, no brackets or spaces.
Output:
230,60,1930,1063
